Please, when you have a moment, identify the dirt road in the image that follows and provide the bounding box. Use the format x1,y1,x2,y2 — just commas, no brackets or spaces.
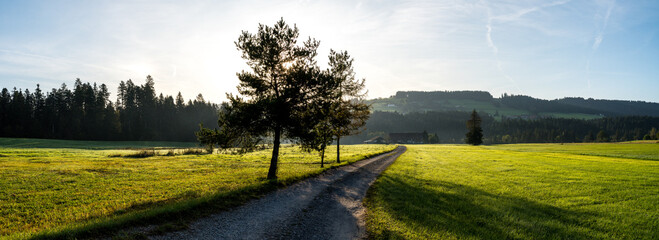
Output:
153,146,406,240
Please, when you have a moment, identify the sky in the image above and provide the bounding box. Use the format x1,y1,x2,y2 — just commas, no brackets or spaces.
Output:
0,0,658,103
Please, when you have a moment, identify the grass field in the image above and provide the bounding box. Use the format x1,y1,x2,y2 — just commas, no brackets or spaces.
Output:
485,142,659,161
365,143,658,239
0,137,198,149
0,138,396,239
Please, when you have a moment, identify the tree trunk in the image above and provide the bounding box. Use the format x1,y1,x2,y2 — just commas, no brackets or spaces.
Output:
336,136,341,163
267,127,281,180
321,144,325,168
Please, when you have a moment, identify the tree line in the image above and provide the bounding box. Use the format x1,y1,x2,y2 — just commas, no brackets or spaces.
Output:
343,111,659,144
372,91,659,117
394,90,494,102
0,76,218,141
487,115,659,143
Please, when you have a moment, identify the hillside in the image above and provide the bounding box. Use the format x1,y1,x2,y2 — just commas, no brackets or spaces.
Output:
368,91,659,119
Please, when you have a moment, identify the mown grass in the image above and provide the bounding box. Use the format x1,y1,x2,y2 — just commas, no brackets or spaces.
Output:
365,143,658,239
0,139,396,239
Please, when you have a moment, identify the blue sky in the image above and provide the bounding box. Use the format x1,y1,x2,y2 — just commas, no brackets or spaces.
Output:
0,0,657,103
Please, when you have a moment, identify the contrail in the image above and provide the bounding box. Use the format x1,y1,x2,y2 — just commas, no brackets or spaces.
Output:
483,1,520,92
593,0,615,50
587,0,616,88
483,0,572,93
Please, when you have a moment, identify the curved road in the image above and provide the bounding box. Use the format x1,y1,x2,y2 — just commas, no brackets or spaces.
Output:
154,146,406,240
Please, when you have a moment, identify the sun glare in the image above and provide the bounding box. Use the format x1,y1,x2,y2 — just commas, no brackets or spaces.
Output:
283,61,293,69
125,63,155,76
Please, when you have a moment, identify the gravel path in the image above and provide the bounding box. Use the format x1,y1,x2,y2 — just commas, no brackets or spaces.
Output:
153,146,406,240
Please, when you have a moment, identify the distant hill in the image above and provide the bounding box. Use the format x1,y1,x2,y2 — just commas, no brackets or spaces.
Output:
367,91,659,119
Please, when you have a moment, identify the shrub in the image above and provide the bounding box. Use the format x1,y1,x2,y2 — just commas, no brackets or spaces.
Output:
164,150,176,156
123,150,156,158
182,148,204,155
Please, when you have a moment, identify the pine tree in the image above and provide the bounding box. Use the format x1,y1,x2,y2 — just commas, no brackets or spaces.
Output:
218,18,329,179
465,110,483,145
326,50,369,163
596,130,609,142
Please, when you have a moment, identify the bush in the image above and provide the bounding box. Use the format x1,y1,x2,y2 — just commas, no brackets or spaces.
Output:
164,150,176,156
182,148,204,155
122,150,156,158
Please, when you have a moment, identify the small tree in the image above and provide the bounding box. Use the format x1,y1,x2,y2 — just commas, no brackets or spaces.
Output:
502,134,512,143
465,110,483,145
428,133,440,144
300,116,334,168
649,127,657,140
299,94,337,168
327,50,369,163
596,130,609,142
195,123,217,153
583,131,594,142
195,102,262,154
300,50,368,167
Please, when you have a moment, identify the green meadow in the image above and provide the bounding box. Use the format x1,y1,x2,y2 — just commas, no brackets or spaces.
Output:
0,137,198,149
0,138,396,239
365,143,658,239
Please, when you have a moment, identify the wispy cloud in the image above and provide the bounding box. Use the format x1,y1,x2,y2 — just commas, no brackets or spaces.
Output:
0,49,114,81
587,0,616,89
486,16,498,54
482,0,574,94
592,0,615,50
592,36,603,50
493,0,571,22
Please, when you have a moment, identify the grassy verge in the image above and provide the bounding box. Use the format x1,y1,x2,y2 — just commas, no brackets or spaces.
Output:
0,139,397,239
365,144,658,239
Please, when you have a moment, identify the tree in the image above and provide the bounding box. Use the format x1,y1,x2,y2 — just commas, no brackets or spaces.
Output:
196,123,218,153
297,50,370,168
428,133,440,144
583,131,594,142
596,130,609,142
175,92,185,109
465,110,483,145
326,50,369,163
218,18,327,179
300,113,334,168
649,127,657,140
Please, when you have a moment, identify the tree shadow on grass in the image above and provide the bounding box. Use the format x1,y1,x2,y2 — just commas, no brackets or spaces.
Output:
371,175,605,239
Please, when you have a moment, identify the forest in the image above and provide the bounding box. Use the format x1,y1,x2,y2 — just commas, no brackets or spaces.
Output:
2,81,658,144
370,91,659,117
0,76,218,142
344,111,659,144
